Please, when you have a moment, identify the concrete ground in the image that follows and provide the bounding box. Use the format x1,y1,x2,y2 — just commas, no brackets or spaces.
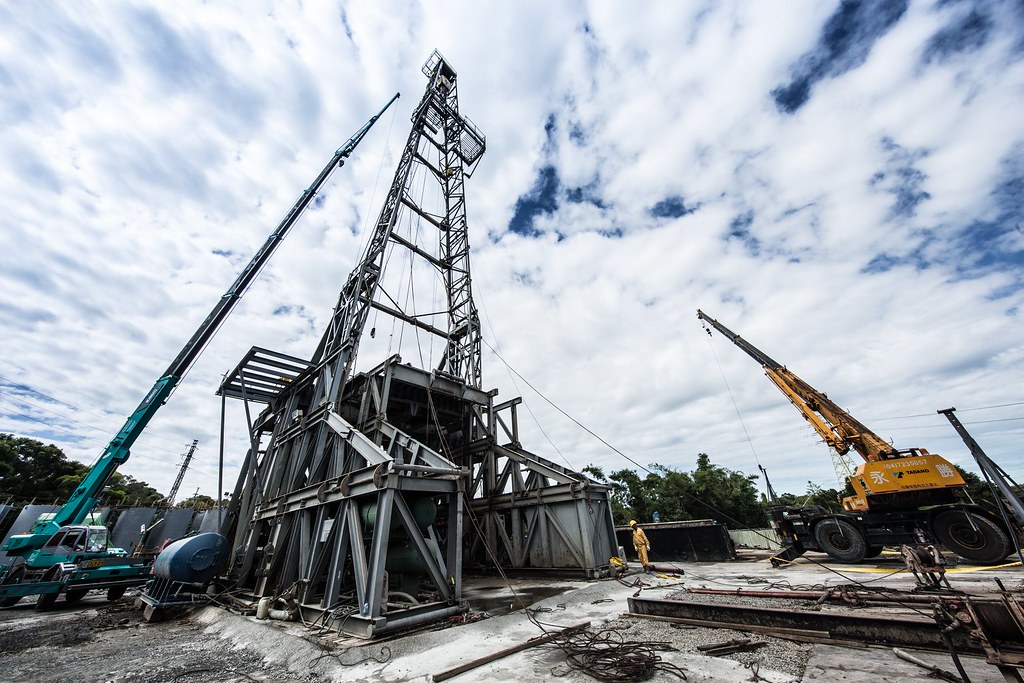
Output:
0,549,1019,682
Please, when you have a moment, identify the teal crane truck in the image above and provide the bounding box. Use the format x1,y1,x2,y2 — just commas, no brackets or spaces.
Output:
0,95,399,608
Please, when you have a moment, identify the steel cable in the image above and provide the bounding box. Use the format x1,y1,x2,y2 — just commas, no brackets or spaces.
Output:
549,628,687,681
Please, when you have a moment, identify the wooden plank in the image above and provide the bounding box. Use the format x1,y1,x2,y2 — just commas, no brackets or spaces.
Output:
433,621,590,682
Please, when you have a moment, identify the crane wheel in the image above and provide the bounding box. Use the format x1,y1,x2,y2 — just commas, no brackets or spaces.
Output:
863,546,884,559
35,591,58,610
106,586,127,601
932,510,1011,565
64,589,88,604
34,566,63,611
0,565,27,607
813,518,866,563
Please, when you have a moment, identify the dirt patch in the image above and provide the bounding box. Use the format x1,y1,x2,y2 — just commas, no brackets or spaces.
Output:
0,614,95,653
0,596,311,683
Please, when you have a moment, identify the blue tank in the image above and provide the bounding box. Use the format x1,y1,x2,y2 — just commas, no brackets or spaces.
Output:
153,532,228,584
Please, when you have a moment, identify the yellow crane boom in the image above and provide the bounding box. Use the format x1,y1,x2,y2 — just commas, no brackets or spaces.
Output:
696,309,966,512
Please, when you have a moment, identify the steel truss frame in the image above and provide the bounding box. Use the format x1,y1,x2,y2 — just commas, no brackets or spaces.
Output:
221,52,616,638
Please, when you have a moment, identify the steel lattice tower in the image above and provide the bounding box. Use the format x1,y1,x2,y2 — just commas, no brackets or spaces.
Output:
311,50,485,404
219,52,616,639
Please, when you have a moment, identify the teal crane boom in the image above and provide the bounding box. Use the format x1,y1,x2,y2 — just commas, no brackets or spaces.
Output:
3,93,400,556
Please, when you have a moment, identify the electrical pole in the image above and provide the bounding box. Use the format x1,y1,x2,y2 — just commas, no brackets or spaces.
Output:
165,440,198,506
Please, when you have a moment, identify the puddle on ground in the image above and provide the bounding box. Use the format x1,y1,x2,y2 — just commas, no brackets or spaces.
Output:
461,581,574,616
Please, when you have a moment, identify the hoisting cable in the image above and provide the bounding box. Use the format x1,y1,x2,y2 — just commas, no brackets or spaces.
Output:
474,296,578,471
460,487,687,681
441,320,977,674
480,337,655,476
402,164,431,368
422,385,687,681
478,339,954,622
699,317,764,473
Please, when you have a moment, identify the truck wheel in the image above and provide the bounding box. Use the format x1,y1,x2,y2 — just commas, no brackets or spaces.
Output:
932,510,1011,565
813,518,866,563
864,546,884,559
64,589,88,604
0,565,27,607
106,586,127,601
35,591,58,610
34,566,62,611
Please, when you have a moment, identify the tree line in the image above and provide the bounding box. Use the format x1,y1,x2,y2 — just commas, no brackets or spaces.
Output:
585,452,994,529
3,434,996,525
0,434,214,509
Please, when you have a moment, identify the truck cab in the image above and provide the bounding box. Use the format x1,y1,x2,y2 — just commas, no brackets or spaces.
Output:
1,525,148,609
25,526,127,573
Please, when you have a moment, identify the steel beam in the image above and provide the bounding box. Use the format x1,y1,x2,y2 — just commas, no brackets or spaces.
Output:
628,596,978,652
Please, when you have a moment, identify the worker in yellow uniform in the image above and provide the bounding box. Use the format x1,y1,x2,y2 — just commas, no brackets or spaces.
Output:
630,520,650,570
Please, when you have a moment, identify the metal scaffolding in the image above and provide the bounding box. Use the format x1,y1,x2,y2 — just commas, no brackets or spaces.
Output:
220,52,616,638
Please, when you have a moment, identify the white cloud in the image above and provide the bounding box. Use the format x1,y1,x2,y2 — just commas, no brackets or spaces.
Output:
1,0,1022,508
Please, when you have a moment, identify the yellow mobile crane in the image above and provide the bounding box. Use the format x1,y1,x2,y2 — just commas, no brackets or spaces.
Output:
697,309,1014,565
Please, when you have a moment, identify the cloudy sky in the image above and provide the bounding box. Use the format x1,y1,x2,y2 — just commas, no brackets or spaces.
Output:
2,0,1022,509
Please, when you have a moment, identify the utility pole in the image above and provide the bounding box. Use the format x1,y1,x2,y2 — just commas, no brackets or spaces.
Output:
165,439,198,506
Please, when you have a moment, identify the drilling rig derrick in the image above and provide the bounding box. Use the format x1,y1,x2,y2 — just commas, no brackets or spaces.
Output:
220,52,617,638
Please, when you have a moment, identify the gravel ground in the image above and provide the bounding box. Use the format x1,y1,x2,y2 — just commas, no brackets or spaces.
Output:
2,557,1019,683
0,594,308,683
608,615,811,681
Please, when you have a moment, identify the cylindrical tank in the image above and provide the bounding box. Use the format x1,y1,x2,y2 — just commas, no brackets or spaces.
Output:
361,497,437,534
384,543,429,574
153,532,228,584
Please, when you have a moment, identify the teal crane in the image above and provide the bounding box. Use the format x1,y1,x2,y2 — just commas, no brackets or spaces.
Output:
3,94,399,557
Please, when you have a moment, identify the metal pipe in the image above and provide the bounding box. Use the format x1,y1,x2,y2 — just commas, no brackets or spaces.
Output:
684,588,942,604
378,604,464,634
390,463,467,476
388,591,420,605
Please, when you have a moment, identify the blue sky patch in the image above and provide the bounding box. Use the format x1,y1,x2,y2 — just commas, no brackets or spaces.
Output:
923,8,992,63
340,9,354,40
569,122,587,145
956,156,1024,271
649,195,697,219
508,165,559,236
862,250,927,273
726,211,761,256
773,0,909,114
566,182,607,209
870,137,932,219
959,219,1023,269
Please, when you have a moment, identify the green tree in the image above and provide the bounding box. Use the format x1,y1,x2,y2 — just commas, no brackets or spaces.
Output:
687,453,764,528
955,465,998,505
603,454,765,528
775,481,846,513
0,434,164,506
0,434,88,503
176,494,216,510
104,472,163,506
607,468,658,524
